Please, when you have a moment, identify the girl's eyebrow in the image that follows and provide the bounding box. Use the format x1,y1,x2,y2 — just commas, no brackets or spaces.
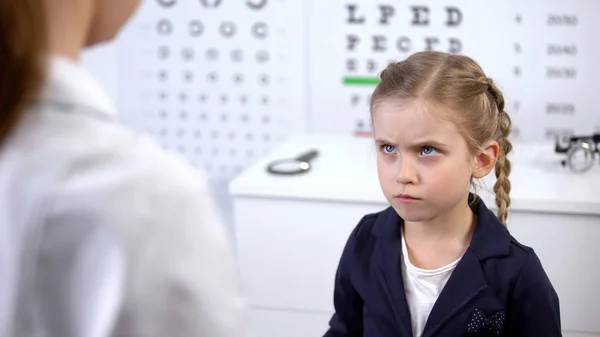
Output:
375,138,396,146
375,138,448,149
410,139,449,149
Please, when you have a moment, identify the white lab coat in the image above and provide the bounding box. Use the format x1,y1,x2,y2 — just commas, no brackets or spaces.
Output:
0,56,252,337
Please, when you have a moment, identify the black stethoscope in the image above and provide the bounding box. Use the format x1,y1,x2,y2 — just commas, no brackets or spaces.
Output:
266,149,319,175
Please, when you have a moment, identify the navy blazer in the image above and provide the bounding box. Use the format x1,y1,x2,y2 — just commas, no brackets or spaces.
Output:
324,196,561,337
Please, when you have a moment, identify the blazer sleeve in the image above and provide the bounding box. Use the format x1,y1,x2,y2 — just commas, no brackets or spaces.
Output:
323,218,366,337
505,250,562,336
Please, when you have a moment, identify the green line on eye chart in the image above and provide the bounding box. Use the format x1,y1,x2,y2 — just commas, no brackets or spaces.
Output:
343,76,381,86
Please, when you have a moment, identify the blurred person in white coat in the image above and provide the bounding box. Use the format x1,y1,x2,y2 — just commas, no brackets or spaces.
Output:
0,0,252,336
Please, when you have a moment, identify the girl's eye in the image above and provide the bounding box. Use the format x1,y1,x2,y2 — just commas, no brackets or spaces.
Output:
383,144,396,154
421,146,439,156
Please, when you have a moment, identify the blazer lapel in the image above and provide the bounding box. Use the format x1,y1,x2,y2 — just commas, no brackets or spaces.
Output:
420,249,487,337
371,209,413,336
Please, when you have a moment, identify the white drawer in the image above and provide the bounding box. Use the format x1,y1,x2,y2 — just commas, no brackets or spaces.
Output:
233,197,385,311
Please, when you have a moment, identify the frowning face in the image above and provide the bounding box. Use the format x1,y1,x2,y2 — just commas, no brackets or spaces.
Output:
372,98,474,223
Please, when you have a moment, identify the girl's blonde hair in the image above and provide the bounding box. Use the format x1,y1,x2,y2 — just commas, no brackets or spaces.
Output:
370,51,512,225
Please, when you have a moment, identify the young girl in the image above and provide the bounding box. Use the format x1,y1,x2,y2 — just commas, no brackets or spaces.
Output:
324,51,561,337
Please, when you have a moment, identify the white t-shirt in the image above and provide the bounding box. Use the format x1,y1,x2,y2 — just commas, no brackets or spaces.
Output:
401,234,461,337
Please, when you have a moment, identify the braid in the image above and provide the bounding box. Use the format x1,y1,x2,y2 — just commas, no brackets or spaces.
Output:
486,79,512,225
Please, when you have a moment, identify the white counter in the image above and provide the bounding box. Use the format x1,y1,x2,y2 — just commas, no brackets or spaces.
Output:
231,133,600,216
230,133,600,337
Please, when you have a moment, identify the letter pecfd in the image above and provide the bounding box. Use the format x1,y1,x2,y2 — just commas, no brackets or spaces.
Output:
200,0,222,8
411,6,430,26
445,6,462,26
247,0,267,10
378,5,395,25
347,4,365,24
372,35,387,52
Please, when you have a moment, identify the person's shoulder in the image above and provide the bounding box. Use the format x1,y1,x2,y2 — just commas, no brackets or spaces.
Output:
506,233,548,278
105,129,212,206
472,197,546,280
125,131,209,190
495,227,538,270
59,111,208,191
508,234,534,256
345,206,398,250
485,225,550,292
351,210,380,238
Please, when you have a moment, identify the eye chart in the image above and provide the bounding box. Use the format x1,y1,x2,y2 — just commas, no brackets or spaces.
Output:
308,0,600,141
116,0,308,186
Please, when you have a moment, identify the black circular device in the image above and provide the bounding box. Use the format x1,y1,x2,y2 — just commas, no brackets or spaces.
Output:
267,150,319,175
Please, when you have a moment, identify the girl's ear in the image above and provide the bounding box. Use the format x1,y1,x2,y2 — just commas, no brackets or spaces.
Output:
472,140,499,178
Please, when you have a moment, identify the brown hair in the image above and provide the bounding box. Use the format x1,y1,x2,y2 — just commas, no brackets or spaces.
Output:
0,1,47,144
370,51,512,225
